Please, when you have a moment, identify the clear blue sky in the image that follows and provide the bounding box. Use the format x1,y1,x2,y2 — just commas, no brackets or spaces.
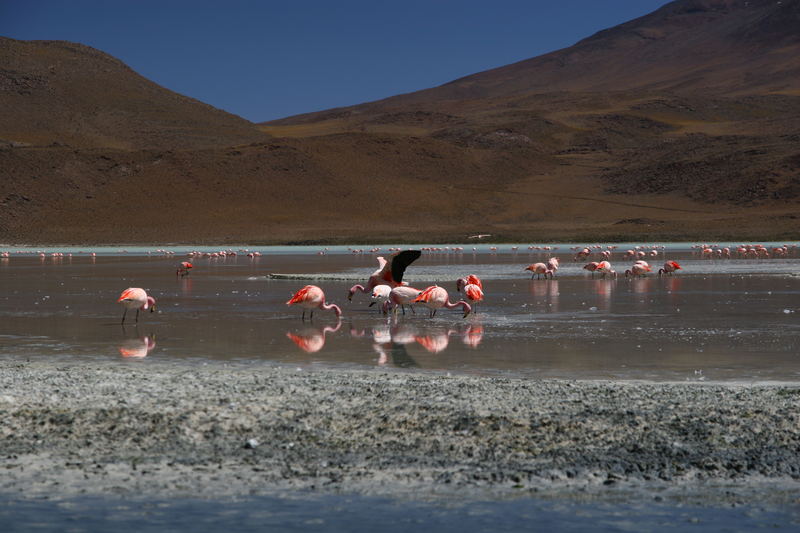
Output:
1,0,669,123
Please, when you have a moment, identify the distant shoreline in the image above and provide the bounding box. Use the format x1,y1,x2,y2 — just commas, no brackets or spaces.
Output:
0,239,797,250
1,359,799,502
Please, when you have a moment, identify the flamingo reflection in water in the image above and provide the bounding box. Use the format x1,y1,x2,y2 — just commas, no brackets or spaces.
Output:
286,319,342,353
118,335,156,358
370,323,420,368
529,279,560,313
462,323,484,348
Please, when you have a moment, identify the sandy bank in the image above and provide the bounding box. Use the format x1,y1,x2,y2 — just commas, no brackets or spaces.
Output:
1,360,799,501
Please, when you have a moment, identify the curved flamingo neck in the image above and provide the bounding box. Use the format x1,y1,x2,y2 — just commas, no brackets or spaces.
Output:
322,302,342,317
144,296,156,309
349,284,367,296
444,300,471,314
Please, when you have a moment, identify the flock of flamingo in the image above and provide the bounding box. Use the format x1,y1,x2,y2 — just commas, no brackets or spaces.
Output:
116,249,676,324
106,242,797,325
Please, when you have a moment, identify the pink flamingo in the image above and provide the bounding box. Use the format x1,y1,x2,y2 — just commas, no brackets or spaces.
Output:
456,274,483,292
625,262,652,278
414,286,472,318
462,283,484,313
287,285,342,321
595,260,617,279
526,262,552,279
388,285,423,315
574,248,591,261
583,261,600,278
658,261,682,276
118,288,157,324
546,257,559,274
348,250,421,301
369,284,392,314
176,261,193,276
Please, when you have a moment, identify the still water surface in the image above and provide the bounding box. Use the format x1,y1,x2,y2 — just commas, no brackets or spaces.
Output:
0,244,798,382
2,491,798,533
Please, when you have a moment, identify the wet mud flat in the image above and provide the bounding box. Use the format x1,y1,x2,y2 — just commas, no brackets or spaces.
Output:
1,359,799,504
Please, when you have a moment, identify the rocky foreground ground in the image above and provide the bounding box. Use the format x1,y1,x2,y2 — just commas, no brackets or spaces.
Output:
1,359,799,503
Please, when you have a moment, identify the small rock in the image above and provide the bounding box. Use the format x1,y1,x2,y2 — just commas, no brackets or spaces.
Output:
244,438,259,449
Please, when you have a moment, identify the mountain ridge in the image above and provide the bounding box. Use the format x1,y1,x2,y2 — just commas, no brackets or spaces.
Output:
1,0,799,244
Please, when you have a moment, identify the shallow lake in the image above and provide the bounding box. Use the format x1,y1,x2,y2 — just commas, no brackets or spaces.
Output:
0,243,799,382
1,490,798,533
2,242,800,530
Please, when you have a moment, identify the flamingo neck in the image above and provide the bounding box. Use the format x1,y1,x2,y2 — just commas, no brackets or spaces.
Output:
349,284,367,296
322,302,342,317
444,300,471,313
144,296,156,310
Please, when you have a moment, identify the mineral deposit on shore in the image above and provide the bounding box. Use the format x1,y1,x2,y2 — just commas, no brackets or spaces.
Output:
1,360,799,502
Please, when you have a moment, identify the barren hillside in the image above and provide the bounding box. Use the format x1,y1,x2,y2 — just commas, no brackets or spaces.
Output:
2,0,799,244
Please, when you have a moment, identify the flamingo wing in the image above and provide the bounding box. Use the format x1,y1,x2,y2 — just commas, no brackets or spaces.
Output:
466,274,482,289
465,284,484,302
414,285,437,303
372,256,388,277
118,287,145,303
287,285,315,305
390,250,422,284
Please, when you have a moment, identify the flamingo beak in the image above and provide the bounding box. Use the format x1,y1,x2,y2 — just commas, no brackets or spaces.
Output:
368,302,376,307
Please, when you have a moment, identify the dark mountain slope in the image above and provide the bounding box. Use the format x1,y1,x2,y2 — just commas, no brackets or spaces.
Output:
0,37,267,150
2,0,799,244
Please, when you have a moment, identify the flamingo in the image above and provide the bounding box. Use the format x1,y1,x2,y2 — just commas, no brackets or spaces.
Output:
574,248,591,261
658,261,682,276
456,274,483,292
595,260,618,279
525,262,552,279
369,284,392,314
583,261,600,278
118,288,156,324
176,261,193,276
546,257,559,275
286,285,342,321
462,283,484,313
625,262,652,278
388,285,422,315
348,250,422,301
414,286,472,318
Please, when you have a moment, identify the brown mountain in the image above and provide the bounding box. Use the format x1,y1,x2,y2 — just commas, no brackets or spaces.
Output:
2,0,799,245
0,37,267,150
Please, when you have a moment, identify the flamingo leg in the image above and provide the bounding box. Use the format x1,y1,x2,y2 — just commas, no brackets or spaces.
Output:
121,309,127,324
135,309,140,323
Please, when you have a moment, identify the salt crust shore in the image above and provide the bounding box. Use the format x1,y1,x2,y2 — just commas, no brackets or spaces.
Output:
1,359,799,504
